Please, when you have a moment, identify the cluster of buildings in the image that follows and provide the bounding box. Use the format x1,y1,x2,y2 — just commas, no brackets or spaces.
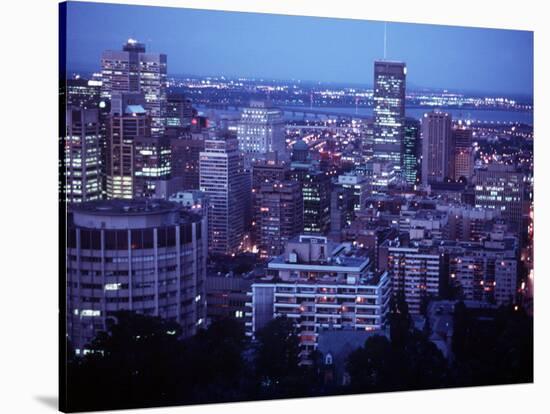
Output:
62,40,532,364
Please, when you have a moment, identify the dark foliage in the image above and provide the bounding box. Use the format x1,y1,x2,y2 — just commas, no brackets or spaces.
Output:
451,302,533,387
66,303,533,411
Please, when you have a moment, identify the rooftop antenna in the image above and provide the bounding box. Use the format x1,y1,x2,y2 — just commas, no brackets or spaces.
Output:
383,22,387,60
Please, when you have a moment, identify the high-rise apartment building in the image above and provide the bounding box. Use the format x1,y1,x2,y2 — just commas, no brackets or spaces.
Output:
64,107,102,203
66,199,207,352
421,111,454,186
378,236,443,314
372,61,406,170
101,39,167,136
440,234,518,306
199,134,250,255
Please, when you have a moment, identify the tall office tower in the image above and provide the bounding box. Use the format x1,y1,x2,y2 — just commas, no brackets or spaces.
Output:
170,132,206,191
289,168,331,235
474,164,525,232
252,159,288,189
378,236,443,314
453,126,474,182
64,107,102,203
133,134,171,198
166,93,195,128
403,117,421,185
237,100,286,168
251,159,290,245
106,93,171,199
101,39,167,136
246,235,392,364
66,78,102,109
289,140,330,235
421,111,454,186
330,174,369,238
65,77,109,198
372,61,406,170
199,134,249,255
66,199,207,353
255,180,303,258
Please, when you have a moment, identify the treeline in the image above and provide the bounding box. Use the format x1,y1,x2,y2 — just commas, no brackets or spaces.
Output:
65,300,532,412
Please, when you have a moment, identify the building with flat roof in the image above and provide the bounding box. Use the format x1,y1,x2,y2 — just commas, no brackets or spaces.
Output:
246,235,391,364
421,111,454,186
106,97,171,199
373,61,406,171
101,39,167,136
199,134,250,255
474,164,525,232
64,107,102,203
439,234,519,305
66,199,207,353
378,235,444,314
255,180,303,258
237,100,286,168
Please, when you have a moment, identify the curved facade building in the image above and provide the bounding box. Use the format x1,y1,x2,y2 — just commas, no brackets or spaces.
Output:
66,199,207,353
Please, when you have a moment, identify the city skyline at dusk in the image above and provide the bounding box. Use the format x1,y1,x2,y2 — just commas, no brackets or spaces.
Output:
65,1,533,96
60,2,534,412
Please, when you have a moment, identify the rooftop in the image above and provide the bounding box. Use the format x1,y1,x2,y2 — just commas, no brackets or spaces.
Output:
72,198,203,218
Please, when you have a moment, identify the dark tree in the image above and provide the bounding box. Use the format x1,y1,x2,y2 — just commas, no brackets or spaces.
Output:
389,292,412,349
67,311,185,411
346,335,398,392
255,316,300,383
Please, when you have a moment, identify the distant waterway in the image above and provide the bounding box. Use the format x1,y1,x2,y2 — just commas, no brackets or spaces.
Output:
195,104,533,126
282,106,533,125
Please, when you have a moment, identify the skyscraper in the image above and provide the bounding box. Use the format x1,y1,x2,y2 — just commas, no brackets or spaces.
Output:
65,77,109,199
101,39,167,137
296,170,331,235
199,133,249,255
237,100,286,168
289,140,331,235
169,131,207,191
106,93,170,199
166,93,195,128
64,107,102,203
251,159,289,246
330,174,368,238
255,180,303,258
66,77,102,109
421,111,454,186
372,61,406,170
453,125,474,182
403,117,421,185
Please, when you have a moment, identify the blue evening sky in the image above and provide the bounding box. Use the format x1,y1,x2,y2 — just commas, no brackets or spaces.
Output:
65,1,533,97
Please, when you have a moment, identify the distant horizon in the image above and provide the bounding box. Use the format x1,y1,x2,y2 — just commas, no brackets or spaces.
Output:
66,66,534,103
65,2,533,98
